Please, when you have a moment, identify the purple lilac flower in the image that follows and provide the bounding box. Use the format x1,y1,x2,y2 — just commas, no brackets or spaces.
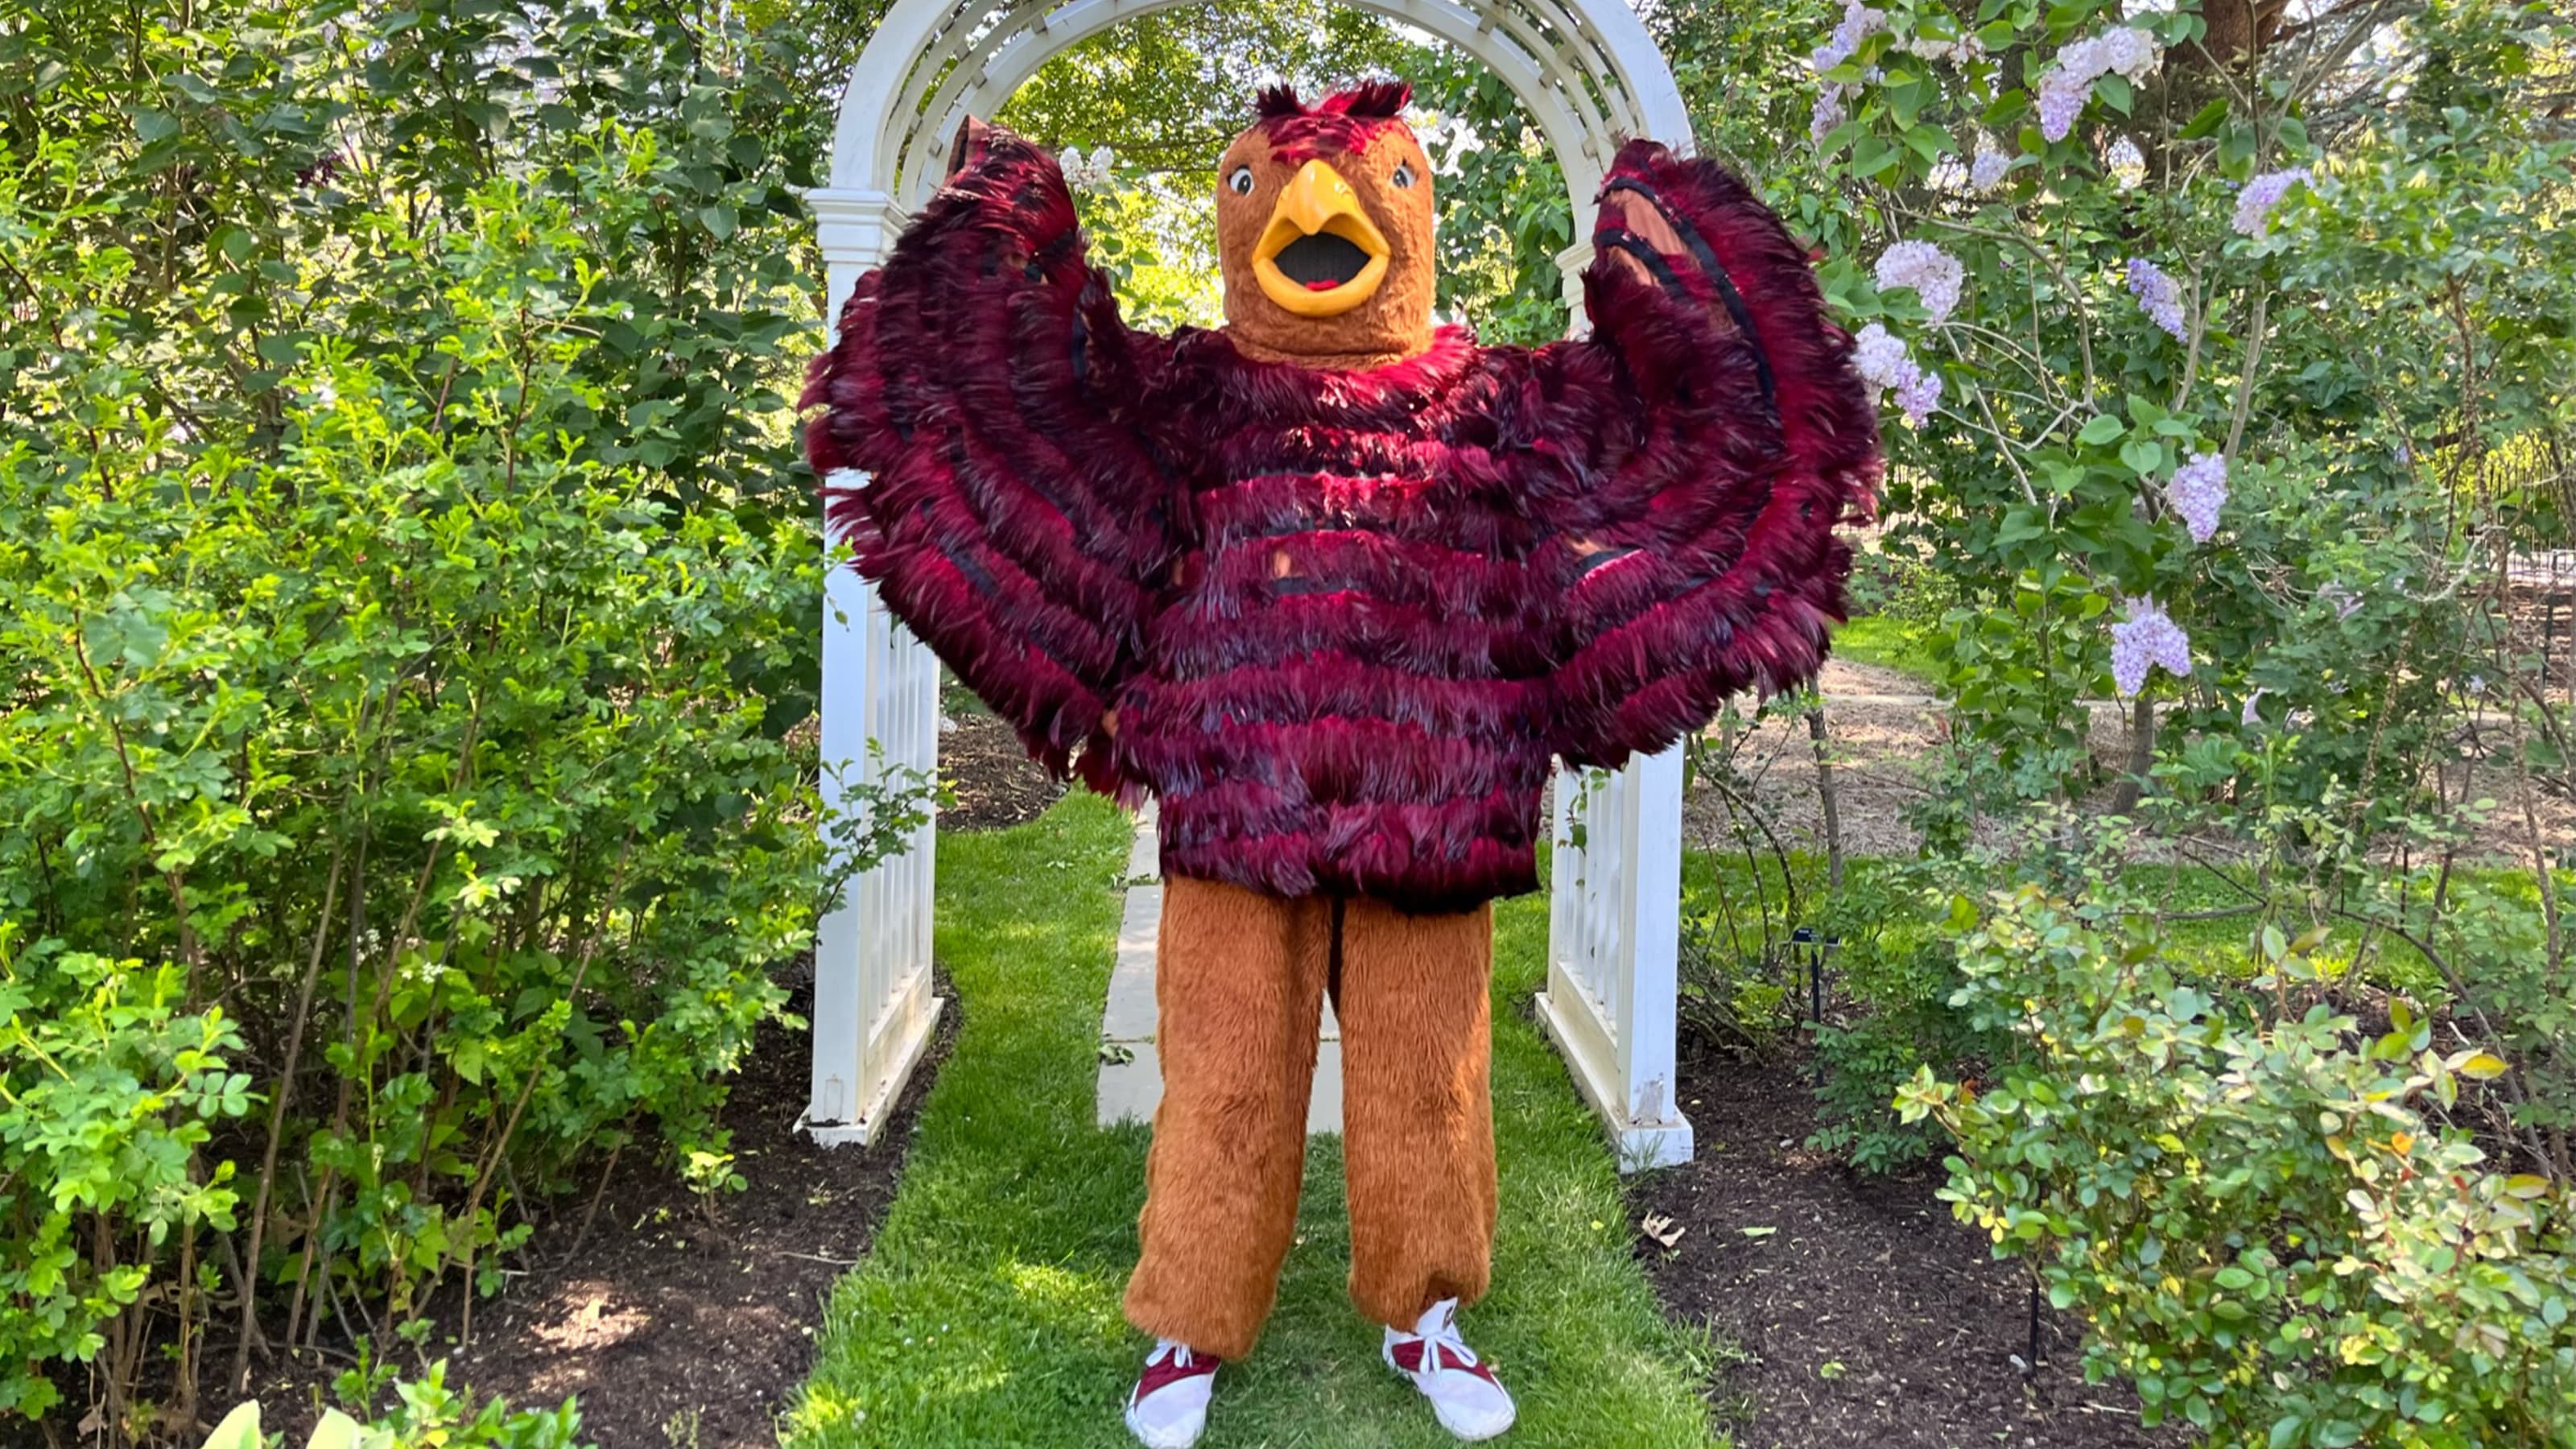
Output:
2232,167,2310,237
2105,134,2145,190
2100,26,2161,82
1970,136,2011,193
1811,91,1848,143
2168,450,2227,542
2240,687,2266,726
2109,597,2192,697
2124,258,2187,341
1874,240,1964,323
1893,368,1944,426
1850,324,1942,427
2036,30,2161,144
2037,72,2088,142
1903,30,1985,64
1810,2,1886,77
1852,323,1913,389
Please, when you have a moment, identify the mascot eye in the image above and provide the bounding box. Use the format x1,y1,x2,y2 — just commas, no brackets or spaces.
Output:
1226,165,1255,196
1391,162,1417,189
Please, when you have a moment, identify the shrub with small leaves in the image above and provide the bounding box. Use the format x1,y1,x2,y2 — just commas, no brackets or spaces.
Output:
0,936,250,1420
1898,884,2576,1447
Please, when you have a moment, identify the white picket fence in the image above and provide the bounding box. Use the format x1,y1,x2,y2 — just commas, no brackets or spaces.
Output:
803,545,945,1147
1537,749,1695,1169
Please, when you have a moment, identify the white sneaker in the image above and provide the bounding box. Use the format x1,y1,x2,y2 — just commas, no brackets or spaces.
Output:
1124,1339,1219,1448
1383,1298,1517,1440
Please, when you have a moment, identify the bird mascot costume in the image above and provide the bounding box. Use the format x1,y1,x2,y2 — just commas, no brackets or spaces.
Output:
803,79,1880,1447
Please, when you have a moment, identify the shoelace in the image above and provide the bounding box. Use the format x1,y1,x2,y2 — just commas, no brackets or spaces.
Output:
1398,1308,1496,1382
1136,1338,1216,1401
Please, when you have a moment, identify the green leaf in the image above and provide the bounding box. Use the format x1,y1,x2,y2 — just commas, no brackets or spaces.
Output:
2456,1051,2509,1080
307,1407,361,1449
2120,439,2165,477
202,1402,262,1449
700,204,738,240
2078,414,2127,446
2180,99,2231,139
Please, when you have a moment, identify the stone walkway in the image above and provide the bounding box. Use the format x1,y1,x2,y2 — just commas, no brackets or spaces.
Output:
1094,803,1345,1133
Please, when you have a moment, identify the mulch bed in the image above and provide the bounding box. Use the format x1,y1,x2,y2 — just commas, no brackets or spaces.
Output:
939,708,1065,831
1629,1050,2186,1449
234,985,956,1449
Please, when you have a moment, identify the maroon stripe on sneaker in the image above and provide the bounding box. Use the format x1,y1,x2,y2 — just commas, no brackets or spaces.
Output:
1436,1344,1502,1386
1137,1352,1220,1400
1391,1340,1501,1386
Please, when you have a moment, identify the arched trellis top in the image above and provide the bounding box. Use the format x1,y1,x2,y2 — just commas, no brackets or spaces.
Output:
811,0,1693,324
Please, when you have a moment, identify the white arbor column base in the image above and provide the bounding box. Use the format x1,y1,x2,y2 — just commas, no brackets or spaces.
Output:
1538,746,1694,1171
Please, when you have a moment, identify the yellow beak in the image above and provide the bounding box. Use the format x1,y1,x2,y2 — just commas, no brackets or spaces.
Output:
1250,159,1391,317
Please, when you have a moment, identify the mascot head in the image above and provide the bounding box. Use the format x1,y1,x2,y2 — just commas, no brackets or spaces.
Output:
1214,80,1436,365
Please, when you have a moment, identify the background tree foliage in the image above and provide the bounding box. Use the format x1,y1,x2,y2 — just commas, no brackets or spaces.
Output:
6,0,2575,1441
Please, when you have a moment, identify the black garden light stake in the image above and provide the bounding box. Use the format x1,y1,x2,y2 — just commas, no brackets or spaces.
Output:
2027,1278,2045,1376
1793,927,1836,1088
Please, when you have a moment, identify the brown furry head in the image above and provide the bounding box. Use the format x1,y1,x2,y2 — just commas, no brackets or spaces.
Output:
1216,80,1435,368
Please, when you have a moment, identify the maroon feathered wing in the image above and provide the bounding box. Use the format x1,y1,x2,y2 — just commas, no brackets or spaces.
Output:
1524,139,1883,770
800,124,1177,791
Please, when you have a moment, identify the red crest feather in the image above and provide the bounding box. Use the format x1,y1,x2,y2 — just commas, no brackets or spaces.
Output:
1252,78,1414,159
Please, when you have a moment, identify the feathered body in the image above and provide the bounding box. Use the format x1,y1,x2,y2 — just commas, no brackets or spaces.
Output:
803,97,1880,914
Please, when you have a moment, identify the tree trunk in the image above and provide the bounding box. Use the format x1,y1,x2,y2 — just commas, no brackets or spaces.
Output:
2108,695,2157,816
1806,706,1844,889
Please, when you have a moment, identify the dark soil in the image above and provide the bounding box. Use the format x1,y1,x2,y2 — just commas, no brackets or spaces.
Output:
234,987,955,1449
939,708,1065,831
1629,1050,2187,1449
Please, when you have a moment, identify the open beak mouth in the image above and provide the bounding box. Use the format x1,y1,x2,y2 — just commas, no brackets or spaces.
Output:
1252,159,1389,317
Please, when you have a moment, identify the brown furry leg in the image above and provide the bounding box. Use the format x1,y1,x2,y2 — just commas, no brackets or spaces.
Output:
1122,877,1330,1360
1336,899,1498,1329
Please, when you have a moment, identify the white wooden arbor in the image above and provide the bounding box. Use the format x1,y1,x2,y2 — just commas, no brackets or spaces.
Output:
807,0,1695,1169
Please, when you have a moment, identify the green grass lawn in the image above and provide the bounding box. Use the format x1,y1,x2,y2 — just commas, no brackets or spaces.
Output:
1826,614,1940,687
782,793,1722,1447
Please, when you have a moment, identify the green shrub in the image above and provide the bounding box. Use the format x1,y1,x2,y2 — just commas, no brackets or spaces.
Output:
0,939,250,1420
1900,883,2576,1447
2434,877,2576,1179
1803,873,1997,1174
0,161,925,1433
